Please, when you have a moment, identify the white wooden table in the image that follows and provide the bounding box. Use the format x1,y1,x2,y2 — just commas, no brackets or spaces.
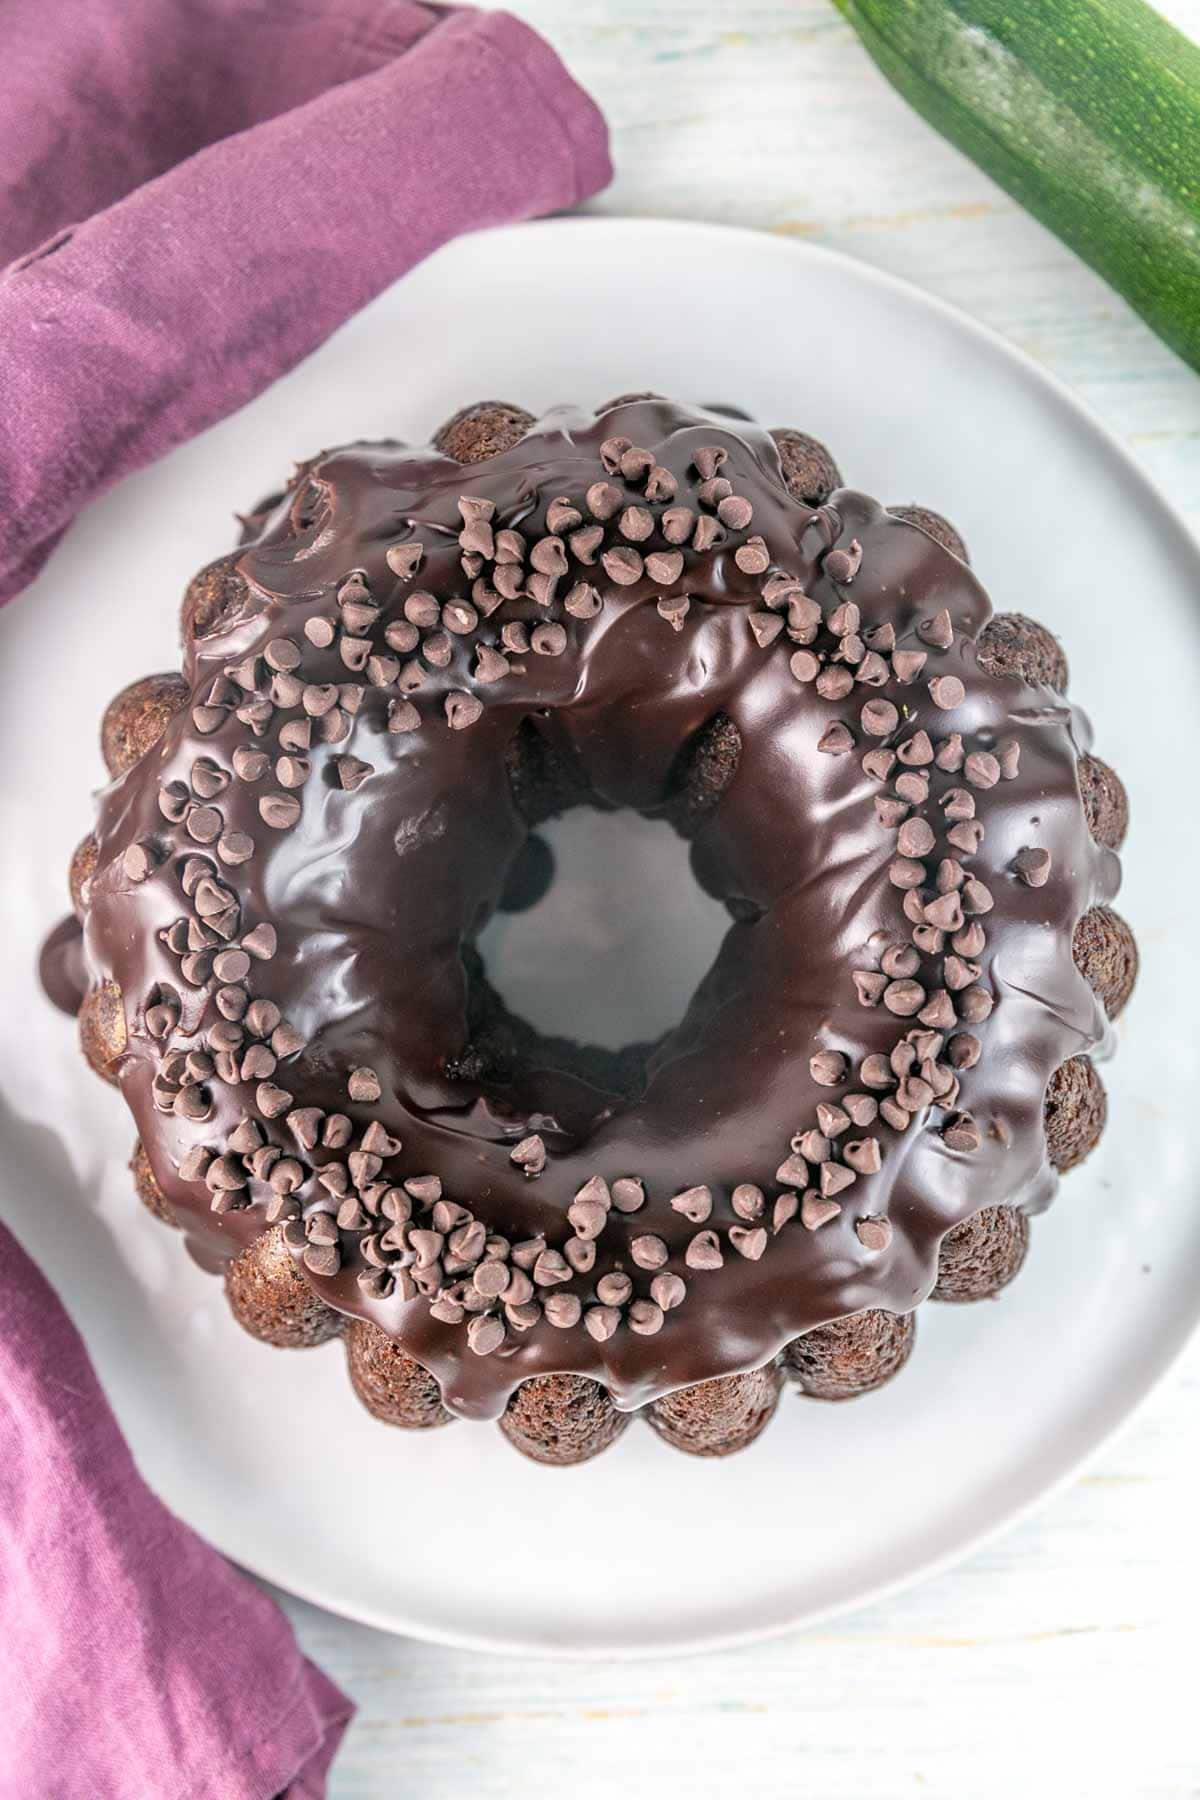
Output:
277,6,1200,1792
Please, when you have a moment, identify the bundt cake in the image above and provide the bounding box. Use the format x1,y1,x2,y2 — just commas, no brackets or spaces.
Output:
54,394,1133,1465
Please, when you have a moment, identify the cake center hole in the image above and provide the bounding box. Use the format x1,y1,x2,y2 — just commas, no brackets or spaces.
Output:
477,810,731,1051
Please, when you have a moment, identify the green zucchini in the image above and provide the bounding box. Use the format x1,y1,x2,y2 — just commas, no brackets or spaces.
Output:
832,0,1200,373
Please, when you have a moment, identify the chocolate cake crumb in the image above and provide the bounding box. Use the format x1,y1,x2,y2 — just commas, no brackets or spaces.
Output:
783,1309,915,1400
129,1138,178,1228
79,981,126,1084
931,1205,1028,1302
1044,1055,1107,1172
770,427,842,504
100,674,189,776
975,613,1069,693
648,1364,783,1457
1077,754,1129,851
889,505,970,563
69,833,99,919
1073,906,1138,1019
662,712,742,837
500,1372,629,1464
180,553,250,643
225,1226,343,1349
345,1319,451,1427
434,401,535,465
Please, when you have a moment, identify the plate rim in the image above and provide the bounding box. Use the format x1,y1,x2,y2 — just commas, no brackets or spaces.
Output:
21,211,1200,1660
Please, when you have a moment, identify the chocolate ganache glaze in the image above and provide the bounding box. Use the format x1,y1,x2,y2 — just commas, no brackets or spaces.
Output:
79,397,1120,1422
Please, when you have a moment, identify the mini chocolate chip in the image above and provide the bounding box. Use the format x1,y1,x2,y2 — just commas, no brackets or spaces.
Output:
692,446,728,479
615,506,652,544
917,608,954,649
855,1216,892,1252
897,730,934,767
444,692,483,730
645,550,685,587
698,476,732,509
790,606,827,660
776,1153,809,1188
631,1234,668,1270
611,1177,646,1213
531,623,567,656
584,1305,620,1342
346,1066,381,1104
861,699,899,737
657,594,690,631
587,480,623,520
564,583,602,621
258,792,300,830
773,1192,800,1231
895,817,935,859
685,1230,723,1271
661,506,696,545
719,493,755,525
948,820,984,855
1013,847,1052,887
670,1185,713,1223
510,1134,545,1176
935,734,965,773
731,1183,765,1221
817,722,855,755
853,971,888,1007
750,611,785,648
824,540,863,583
602,546,644,586
382,621,419,659
844,1136,882,1174
651,1273,686,1311
789,649,820,682
958,984,994,1023
810,1050,847,1087
820,1161,857,1198
466,1315,505,1356
947,1032,982,1070
692,515,723,553
816,665,854,702
918,988,957,1030
891,649,927,683
954,921,987,957
385,698,419,735
801,1193,842,1230
544,1293,582,1329
856,651,890,687
884,979,926,1016
962,878,994,915
964,751,1000,789
729,1225,767,1261
529,535,567,578
943,1112,982,1153
386,542,424,581
888,859,925,890
929,674,965,710
734,535,770,575
546,497,582,534
924,891,964,932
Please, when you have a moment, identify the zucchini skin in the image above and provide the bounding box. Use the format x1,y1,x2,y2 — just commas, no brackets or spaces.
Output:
834,0,1200,373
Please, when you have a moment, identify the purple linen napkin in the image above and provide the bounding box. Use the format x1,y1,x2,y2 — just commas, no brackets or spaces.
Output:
0,1220,351,1798
0,0,612,606
1,2,610,1792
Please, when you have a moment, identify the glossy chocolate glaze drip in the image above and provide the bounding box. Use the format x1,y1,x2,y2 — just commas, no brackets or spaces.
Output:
40,914,87,1017
81,399,1119,1419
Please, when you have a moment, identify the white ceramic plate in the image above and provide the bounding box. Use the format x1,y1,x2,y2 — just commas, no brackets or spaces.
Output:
3,218,1196,1659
